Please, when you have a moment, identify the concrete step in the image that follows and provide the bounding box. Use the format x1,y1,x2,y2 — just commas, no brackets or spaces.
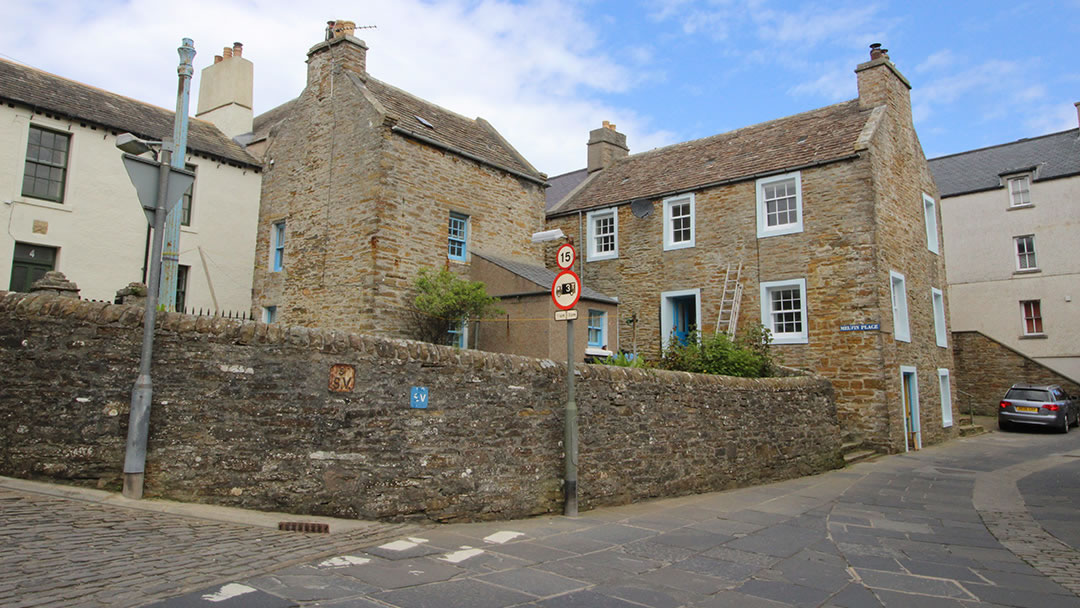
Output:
840,441,865,456
958,423,986,437
843,449,879,466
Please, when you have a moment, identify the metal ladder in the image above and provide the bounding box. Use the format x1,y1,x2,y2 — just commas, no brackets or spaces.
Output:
715,261,743,337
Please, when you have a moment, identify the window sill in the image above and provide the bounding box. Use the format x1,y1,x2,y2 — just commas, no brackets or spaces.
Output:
1019,334,1047,340
1013,268,1040,275
1006,204,1034,211
772,336,808,345
663,241,695,252
757,225,803,239
181,226,197,234
15,198,72,212
585,347,612,357
587,254,617,262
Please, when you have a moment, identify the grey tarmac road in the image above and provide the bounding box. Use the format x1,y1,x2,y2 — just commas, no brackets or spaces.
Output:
3,426,1079,608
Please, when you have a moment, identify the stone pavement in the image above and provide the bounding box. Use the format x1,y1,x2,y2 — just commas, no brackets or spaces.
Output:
5,427,1080,608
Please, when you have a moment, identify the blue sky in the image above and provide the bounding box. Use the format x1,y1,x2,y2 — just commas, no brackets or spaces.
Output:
3,1,1079,175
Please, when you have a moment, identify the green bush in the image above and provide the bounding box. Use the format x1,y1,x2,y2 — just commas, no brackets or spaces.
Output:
408,268,503,346
658,325,774,378
598,352,649,368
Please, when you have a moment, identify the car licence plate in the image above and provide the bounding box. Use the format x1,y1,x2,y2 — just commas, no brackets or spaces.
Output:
1015,406,1038,413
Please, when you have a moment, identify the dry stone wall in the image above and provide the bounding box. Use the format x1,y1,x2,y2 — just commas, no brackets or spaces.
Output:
0,291,842,523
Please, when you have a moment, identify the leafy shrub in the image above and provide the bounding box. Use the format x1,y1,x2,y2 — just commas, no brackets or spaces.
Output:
408,268,503,346
598,351,649,368
657,325,774,378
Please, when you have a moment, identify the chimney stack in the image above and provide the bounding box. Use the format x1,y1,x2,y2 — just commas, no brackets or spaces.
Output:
196,40,254,137
855,42,911,113
587,121,628,174
308,19,368,87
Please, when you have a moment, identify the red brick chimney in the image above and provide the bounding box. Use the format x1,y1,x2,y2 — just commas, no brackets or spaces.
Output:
307,19,368,88
587,121,628,174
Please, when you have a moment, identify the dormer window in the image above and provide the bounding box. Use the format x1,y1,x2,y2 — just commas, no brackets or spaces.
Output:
1007,175,1031,207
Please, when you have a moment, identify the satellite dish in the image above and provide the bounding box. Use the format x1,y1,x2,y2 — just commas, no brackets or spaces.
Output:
630,198,653,218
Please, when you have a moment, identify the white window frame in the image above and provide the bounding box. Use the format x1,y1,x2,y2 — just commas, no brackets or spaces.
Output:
586,208,618,261
923,193,939,254
931,287,947,348
760,278,808,345
1015,235,1038,271
756,171,803,238
890,271,910,342
663,193,695,251
1021,300,1044,336
938,368,953,428
1007,175,1032,207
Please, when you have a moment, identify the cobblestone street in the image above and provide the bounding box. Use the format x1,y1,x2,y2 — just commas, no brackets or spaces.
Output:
4,428,1079,608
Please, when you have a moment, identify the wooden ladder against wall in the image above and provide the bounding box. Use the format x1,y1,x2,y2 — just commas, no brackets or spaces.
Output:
715,261,744,337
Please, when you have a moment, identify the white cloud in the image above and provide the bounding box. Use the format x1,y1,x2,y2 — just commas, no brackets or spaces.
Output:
0,0,673,175
788,59,860,101
915,49,957,74
1023,102,1078,135
752,3,883,48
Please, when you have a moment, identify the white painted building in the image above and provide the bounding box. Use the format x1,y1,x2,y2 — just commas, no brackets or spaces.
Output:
930,105,1080,379
0,48,261,314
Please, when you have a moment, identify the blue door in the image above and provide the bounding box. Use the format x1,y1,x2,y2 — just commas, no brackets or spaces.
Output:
671,295,697,345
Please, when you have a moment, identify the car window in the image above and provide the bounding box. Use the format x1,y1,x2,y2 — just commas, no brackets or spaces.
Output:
1005,388,1050,402
1051,389,1064,400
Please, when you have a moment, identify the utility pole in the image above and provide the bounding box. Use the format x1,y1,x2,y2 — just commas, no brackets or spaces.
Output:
158,38,195,311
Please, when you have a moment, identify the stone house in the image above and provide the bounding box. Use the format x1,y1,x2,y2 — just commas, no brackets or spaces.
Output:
0,55,262,312
248,21,553,347
928,105,1080,412
546,46,957,453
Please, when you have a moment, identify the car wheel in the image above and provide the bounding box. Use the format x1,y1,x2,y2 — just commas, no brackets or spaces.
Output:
1060,411,1070,434
998,419,1010,432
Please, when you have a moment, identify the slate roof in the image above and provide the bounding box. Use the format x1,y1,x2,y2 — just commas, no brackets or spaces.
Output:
545,168,588,211
252,73,544,182
0,58,260,169
472,251,617,304
549,100,871,216
928,129,1080,197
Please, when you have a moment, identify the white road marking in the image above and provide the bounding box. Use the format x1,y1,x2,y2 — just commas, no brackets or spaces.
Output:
318,555,371,568
201,583,256,602
441,548,485,563
484,531,524,544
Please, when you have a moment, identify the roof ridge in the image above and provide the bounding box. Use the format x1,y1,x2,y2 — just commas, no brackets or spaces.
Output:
614,98,863,164
928,128,1080,162
0,56,180,119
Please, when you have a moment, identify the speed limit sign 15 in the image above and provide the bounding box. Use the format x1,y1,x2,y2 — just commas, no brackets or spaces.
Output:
555,243,575,270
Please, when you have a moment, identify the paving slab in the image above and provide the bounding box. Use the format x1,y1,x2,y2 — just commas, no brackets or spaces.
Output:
371,578,534,608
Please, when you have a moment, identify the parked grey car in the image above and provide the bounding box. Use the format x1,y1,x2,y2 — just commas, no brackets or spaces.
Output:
998,383,1079,433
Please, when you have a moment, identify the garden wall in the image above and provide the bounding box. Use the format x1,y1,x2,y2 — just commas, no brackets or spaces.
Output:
0,291,842,522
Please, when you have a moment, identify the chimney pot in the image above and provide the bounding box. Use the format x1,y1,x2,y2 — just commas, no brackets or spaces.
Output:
233,42,243,57
1074,101,1080,129
869,43,883,60
214,55,223,64
223,46,233,58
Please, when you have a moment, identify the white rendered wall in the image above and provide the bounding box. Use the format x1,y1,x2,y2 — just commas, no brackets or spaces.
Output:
0,104,260,314
941,175,1080,380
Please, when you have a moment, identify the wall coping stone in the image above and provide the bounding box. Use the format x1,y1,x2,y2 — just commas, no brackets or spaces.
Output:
0,290,826,392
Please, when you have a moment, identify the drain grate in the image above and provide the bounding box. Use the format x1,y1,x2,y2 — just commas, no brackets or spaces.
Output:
278,521,330,534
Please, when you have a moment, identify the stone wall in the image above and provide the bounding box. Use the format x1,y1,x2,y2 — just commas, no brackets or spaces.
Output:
952,331,1080,416
0,291,842,523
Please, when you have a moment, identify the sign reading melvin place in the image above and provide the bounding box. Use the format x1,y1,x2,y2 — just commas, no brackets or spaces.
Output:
840,323,880,332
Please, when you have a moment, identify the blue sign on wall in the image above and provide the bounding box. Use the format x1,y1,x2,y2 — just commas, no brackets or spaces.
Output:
410,387,429,409
840,323,880,332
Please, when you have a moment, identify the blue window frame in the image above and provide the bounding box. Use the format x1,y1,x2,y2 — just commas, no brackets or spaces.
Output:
448,212,468,261
263,306,277,324
272,221,285,271
448,319,466,348
587,310,605,347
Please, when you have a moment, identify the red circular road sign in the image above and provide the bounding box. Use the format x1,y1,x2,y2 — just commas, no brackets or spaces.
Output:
551,270,581,310
555,243,576,270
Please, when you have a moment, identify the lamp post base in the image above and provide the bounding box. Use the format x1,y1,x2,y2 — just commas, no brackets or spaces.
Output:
122,473,144,499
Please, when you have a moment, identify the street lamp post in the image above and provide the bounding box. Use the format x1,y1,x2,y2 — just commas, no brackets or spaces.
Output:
158,38,196,312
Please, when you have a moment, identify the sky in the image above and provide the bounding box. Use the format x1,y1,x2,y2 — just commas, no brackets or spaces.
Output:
3,0,1079,176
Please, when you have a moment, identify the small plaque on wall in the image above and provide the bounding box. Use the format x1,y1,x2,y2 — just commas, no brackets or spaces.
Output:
328,364,355,392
